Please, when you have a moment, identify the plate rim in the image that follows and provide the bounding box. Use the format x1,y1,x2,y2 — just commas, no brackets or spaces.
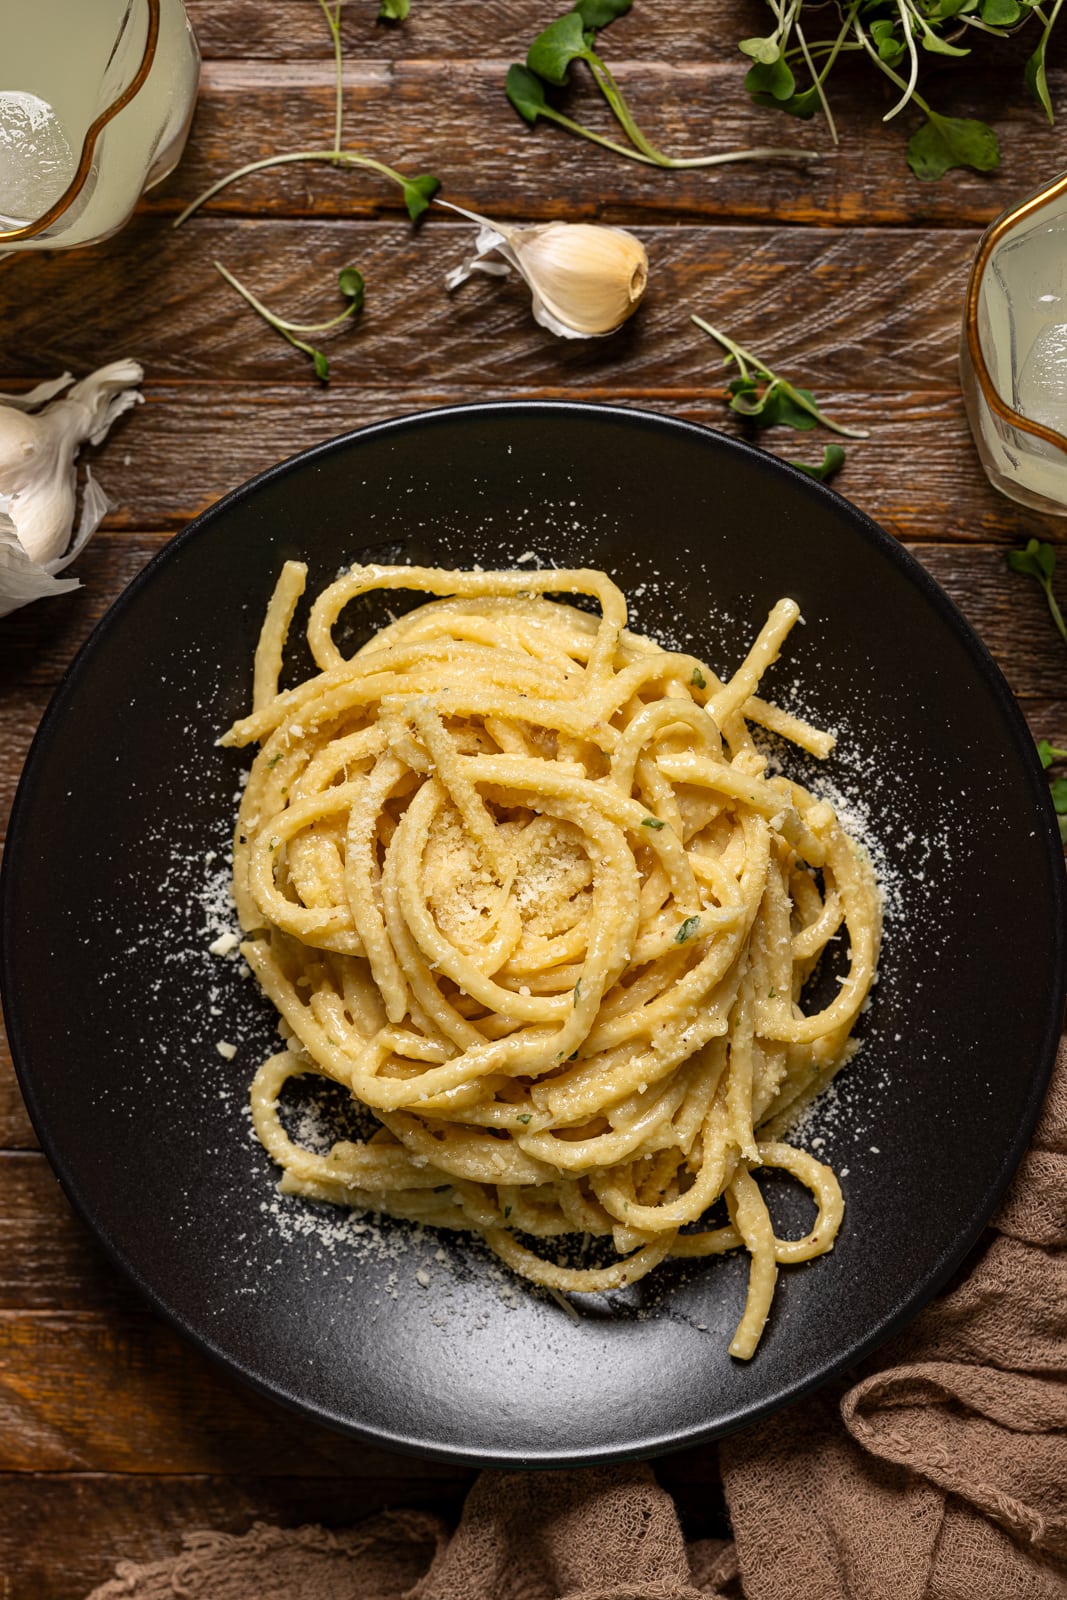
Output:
3,398,1065,1466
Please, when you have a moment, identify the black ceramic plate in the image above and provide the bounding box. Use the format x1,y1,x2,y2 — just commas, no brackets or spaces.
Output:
3,403,1064,1466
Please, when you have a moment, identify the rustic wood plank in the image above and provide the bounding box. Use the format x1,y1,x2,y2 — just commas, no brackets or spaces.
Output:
182,0,1051,89
0,382,1043,550
0,1473,466,1600
3,216,988,390
0,1046,36,1152
0,1457,724,1600
4,388,1056,560
138,56,1067,228
0,1307,476,1474
910,547,1067,703
0,377,1043,549
0,1155,121,1311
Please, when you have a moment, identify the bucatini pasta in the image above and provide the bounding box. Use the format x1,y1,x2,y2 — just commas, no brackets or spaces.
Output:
221,563,881,1358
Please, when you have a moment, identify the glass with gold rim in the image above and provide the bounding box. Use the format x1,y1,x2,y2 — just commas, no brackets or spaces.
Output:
961,170,1067,515
0,0,199,256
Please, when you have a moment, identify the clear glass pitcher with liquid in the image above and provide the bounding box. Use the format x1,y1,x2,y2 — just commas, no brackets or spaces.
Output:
0,0,199,254
961,170,1067,516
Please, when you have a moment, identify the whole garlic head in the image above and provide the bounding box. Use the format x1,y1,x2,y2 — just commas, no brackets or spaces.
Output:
0,360,142,620
443,202,648,339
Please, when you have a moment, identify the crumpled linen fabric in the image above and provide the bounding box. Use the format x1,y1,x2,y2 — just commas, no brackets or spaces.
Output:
88,1041,1067,1600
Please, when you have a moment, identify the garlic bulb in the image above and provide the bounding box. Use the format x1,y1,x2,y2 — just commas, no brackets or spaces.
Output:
442,201,647,339
0,360,142,620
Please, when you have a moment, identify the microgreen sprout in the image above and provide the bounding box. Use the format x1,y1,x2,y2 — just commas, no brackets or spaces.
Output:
1007,539,1067,647
692,316,867,449
213,262,365,382
507,1,815,169
790,443,847,482
1037,740,1067,842
174,0,439,378
378,0,410,19
738,0,1061,178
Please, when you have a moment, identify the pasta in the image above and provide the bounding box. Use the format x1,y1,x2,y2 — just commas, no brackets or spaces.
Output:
222,563,881,1358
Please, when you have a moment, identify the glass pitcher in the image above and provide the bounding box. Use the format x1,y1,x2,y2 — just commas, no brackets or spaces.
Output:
961,170,1067,516
0,0,199,254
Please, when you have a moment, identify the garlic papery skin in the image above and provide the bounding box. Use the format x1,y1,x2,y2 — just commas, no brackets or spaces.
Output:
442,201,647,339
0,359,142,619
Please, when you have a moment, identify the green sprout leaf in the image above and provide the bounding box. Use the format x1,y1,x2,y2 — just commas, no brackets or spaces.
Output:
337,265,365,305
981,0,1022,22
528,13,591,85
1037,739,1067,769
694,317,867,450
574,0,632,28
400,172,440,220
510,9,814,168
907,113,1000,181
1008,538,1056,582
1026,40,1055,124
378,0,409,18
1008,539,1067,645
744,57,797,102
212,261,366,384
1049,774,1067,813
691,666,707,688
869,19,907,65
506,63,549,124
739,35,781,64
641,816,667,829
790,444,847,481
747,85,823,119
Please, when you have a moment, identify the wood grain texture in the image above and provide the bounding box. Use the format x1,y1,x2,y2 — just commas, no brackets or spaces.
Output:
2,217,989,388
0,1306,475,1475
0,1476,462,1600
0,1458,724,1600
0,0,1065,1583
142,61,1066,229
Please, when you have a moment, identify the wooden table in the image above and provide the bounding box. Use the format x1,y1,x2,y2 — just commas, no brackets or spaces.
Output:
1,4,1065,1592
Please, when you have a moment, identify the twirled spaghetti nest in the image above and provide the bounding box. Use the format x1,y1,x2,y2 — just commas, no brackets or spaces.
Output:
222,564,881,1358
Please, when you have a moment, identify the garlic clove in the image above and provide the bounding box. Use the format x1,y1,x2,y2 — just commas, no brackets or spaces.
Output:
0,359,142,619
0,508,79,620
509,221,648,339
0,373,75,412
441,199,648,339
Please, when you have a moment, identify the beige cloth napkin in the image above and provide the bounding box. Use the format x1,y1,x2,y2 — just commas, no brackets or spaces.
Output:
88,1040,1067,1600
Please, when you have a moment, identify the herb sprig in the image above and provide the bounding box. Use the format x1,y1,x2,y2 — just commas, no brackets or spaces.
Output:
1007,539,1067,647
214,263,365,380
693,315,864,481
1038,740,1067,843
692,318,867,439
507,0,816,169
738,0,1064,180
174,0,439,380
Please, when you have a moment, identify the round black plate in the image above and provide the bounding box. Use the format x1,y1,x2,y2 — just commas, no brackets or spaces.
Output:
3,402,1064,1465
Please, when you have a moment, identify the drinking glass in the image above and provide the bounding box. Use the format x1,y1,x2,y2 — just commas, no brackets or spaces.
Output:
0,0,199,254
961,169,1067,515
